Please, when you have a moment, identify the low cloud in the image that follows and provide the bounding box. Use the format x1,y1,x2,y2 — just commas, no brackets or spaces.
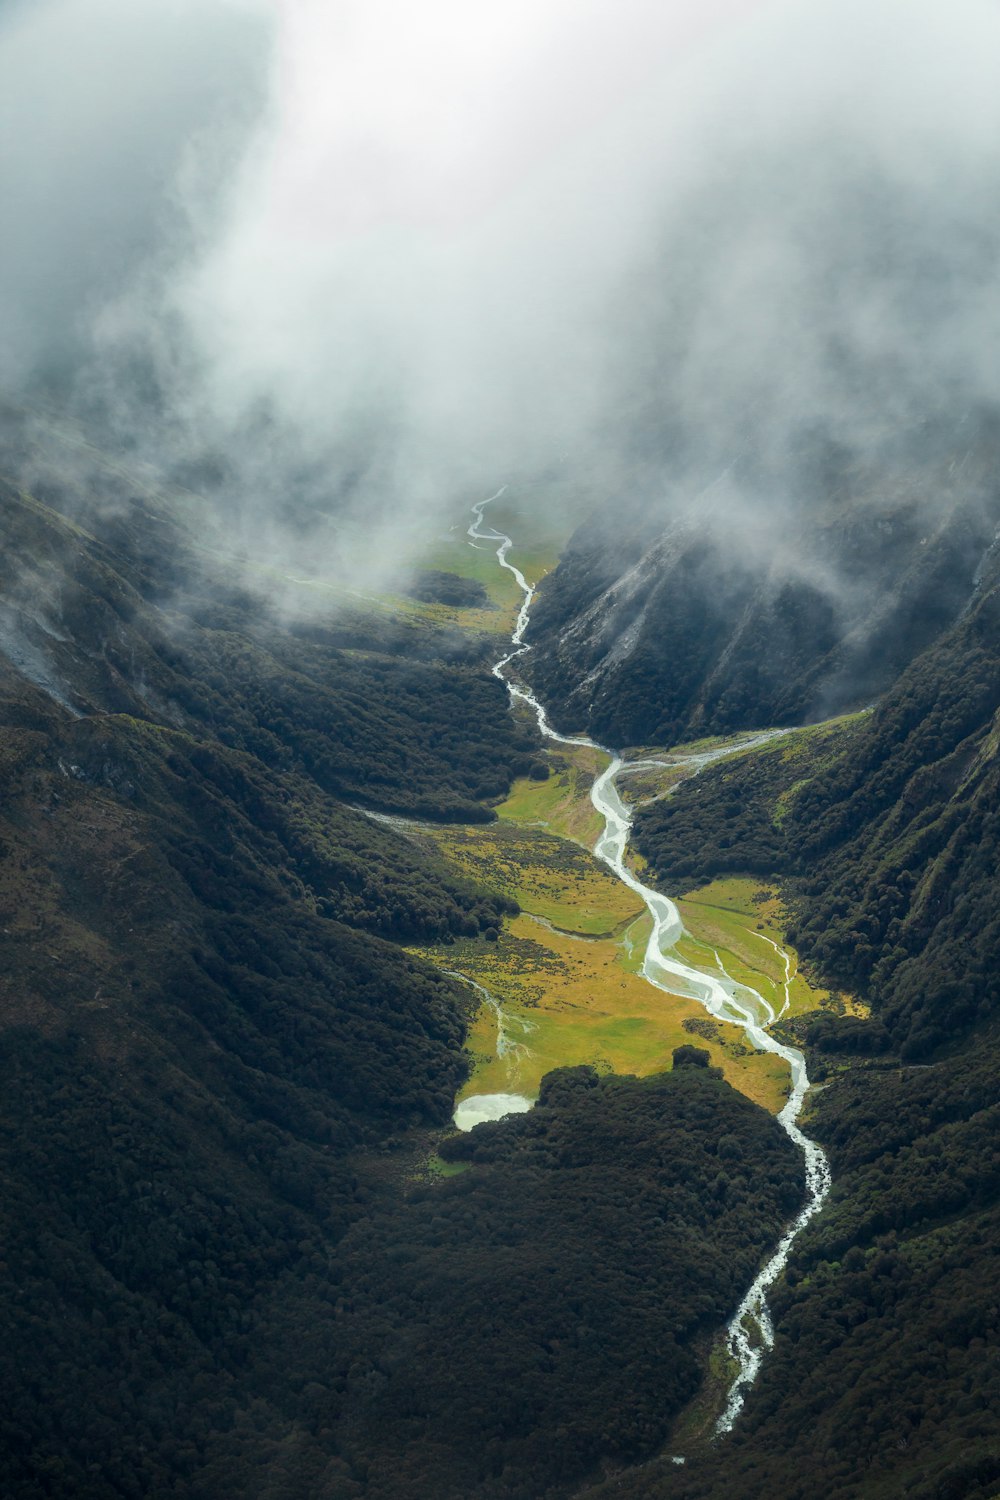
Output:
0,0,272,389
5,0,1000,601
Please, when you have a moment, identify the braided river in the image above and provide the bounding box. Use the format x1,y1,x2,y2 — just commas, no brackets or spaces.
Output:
459,488,831,1436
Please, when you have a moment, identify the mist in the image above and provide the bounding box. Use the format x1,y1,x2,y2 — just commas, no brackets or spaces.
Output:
5,0,1000,599
0,0,273,387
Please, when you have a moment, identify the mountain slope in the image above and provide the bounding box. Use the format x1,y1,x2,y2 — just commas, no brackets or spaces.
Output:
634,565,1000,1058
526,423,1000,747
0,435,528,1494
603,571,1000,1497
0,430,813,1499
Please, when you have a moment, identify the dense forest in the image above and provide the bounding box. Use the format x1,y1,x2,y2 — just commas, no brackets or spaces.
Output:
587,1043,1000,1500
235,1063,803,1500
0,437,806,1499
618,563,1000,1497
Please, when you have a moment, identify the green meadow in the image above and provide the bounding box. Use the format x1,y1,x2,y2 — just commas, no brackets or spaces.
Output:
496,745,610,848
412,786,825,1116
408,521,838,1118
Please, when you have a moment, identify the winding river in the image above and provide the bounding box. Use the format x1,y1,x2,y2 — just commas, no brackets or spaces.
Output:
464,488,832,1437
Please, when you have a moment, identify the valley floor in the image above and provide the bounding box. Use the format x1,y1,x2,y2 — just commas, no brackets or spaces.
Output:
411,728,837,1118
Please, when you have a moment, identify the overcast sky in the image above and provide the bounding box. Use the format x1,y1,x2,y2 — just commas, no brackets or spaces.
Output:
4,0,1000,589
0,0,272,385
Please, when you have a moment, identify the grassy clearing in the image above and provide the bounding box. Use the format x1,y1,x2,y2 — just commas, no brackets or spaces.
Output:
616,761,691,809
483,493,577,575
497,744,610,848
678,877,855,1019
615,731,787,813
413,792,827,1116
408,498,568,637
408,531,523,622
421,912,792,1113
412,842,796,1114
424,1154,470,1178
414,818,641,937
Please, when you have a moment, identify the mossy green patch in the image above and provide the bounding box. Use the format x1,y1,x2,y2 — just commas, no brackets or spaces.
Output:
496,743,610,847
678,877,855,1019
424,1154,471,1178
616,761,690,810
413,818,641,937
407,492,574,636
667,1331,743,1455
415,781,803,1115
417,911,793,1115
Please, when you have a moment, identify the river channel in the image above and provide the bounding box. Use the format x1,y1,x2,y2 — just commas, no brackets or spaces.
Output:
461,488,832,1436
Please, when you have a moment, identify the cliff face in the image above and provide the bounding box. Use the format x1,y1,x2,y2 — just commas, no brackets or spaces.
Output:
526,427,1000,748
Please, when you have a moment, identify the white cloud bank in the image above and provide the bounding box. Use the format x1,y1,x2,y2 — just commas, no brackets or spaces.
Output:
5,0,1000,588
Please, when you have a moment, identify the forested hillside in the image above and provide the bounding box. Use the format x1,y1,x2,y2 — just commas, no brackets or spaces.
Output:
634,567,1000,1059
235,1064,803,1500
0,434,808,1499
587,1042,1000,1500
611,570,1000,1498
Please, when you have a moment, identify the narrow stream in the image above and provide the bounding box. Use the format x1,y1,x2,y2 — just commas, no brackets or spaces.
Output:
445,970,536,1131
465,489,832,1437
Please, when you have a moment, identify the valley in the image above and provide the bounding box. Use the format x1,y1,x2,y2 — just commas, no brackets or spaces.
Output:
405,499,838,1126
1,425,998,1500
417,494,844,1435
4,5,1000,1493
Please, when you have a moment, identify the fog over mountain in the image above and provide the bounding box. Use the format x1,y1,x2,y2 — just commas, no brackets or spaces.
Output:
0,0,273,385
5,9,1000,1497
4,0,1000,598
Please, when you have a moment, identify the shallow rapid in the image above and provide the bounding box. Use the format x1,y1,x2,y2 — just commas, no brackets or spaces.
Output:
465,490,831,1436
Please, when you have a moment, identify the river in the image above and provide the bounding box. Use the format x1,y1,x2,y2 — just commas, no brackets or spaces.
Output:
463,487,832,1437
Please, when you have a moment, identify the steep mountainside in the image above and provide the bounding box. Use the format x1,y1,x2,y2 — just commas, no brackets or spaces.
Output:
0,441,529,1493
527,421,1000,747
634,561,1000,1059
606,571,1000,1498
0,426,809,1499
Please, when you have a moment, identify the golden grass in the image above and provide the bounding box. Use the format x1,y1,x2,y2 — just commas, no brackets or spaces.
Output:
411,838,805,1115
416,819,642,936
421,911,792,1114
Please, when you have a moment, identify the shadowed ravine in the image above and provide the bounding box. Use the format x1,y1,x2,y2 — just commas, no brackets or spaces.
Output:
464,488,832,1438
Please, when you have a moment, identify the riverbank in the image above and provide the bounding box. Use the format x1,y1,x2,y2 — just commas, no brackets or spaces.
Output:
441,491,833,1437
